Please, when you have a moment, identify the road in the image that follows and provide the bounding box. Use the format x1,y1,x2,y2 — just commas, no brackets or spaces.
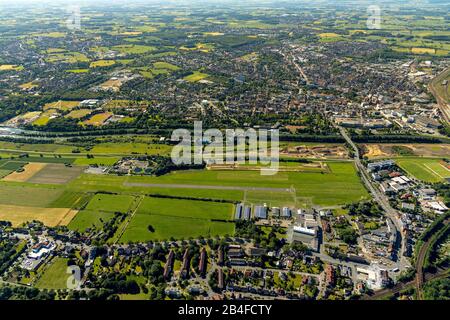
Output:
279,50,310,85
338,127,408,271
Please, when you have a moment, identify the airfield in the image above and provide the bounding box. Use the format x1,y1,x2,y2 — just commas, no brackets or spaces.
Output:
0,140,370,241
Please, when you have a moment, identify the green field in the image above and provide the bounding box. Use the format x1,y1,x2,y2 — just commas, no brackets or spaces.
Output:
127,162,367,206
119,197,234,242
90,60,115,68
0,140,171,157
68,162,368,207
137,197,233,220
68,209,115,232
396,157,450,183
85,194,135,213
0,160,367,237
0,184,64,207
89,142,171,155
35,258,70,290
49,191,91,209
183,71,209,82
73,157,119,166
0,141,74,153
0,160,26,171
113,44,156,54
0,169,11,178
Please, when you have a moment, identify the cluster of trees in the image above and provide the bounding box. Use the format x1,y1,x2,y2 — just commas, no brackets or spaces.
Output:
279,134,344,143
281,113,338,136
423,224,449,272
439,124,450,137
0,238,22,275
0,286,56,300
333,219,358,245
146,155,205,176
234,221,283,251
435,183,450,207
351,133,443,144
0,95,48,123
100,275,140,295
96,212,126,244
345,201,383,217
423,278,450,300
67,289,117,300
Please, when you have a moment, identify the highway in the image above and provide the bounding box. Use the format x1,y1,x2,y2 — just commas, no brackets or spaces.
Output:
338,127,409,271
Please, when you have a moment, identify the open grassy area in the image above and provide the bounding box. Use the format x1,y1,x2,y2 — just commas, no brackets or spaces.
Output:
2,162,46,182
49,191,92,209
113,44,156,54
66,69,89,73
0,160,27,171
120,197,234,242
69,162,368,207
45,52,89,64
0,64,24,71
127,162,368,206
0,169,11,178
396,157,450,183
85,194,135,213
0,184,64,207
183,71,209,82
73,157,119,166
27,164,86,185
65,109,92,119
90,60,115,68
153,61,180,71
89,142,171,155
35,258,70,290
0,141,74,153
137,197,233,220
43,101,81,111
83,112,112,126
68,209,115,232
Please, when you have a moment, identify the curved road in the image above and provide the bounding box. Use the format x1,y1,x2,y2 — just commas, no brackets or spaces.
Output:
338,127,407,270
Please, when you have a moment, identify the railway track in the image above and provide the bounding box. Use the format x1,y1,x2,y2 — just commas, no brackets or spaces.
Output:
428,67,450,125
414,217,449,299
364,217,450,300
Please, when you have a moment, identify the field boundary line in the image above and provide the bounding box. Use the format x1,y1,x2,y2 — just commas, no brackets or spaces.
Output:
423,163,444,179
113,195,144,244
